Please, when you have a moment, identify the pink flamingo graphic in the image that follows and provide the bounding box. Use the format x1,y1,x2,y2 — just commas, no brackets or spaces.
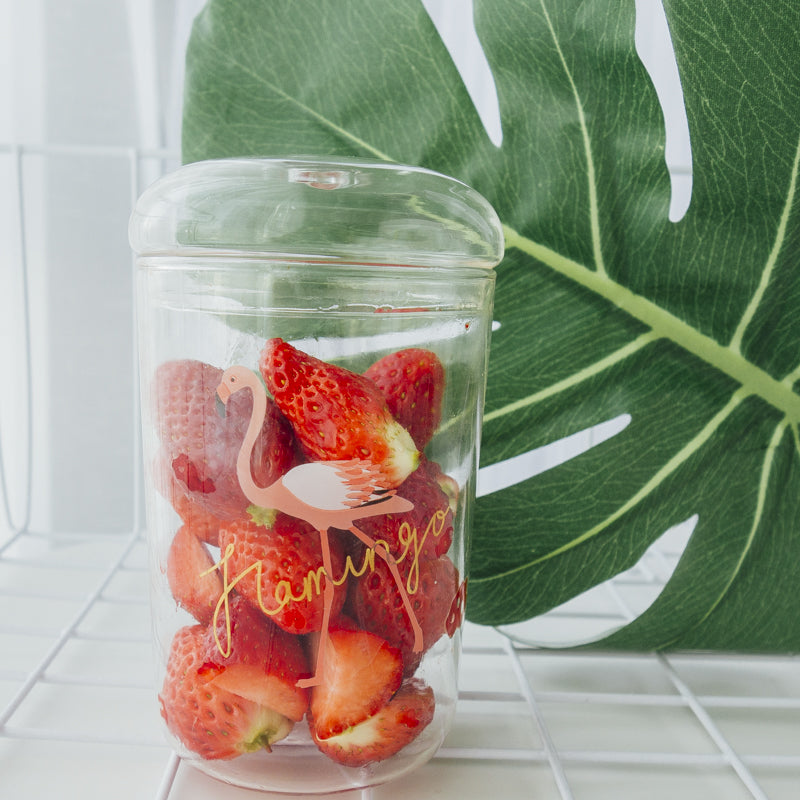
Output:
217,365,424,688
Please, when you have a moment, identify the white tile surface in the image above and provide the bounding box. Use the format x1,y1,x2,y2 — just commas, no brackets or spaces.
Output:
2,547,799,800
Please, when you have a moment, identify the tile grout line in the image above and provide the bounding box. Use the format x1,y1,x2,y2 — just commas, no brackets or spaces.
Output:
460,685,800,710
153,752,181,800
437,744,800,769
0,141,178,159
128,147,145,540
502,638,575,800
0,529,142,729
586,563,775,798
1,725,163,748
0,147,33,546
656,652,771,800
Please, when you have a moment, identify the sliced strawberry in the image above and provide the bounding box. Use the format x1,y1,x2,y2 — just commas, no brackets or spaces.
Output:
152,359,295,520
349,554,460,676
259,339,418,489
202,595,310,721
310,679,435,767
308,625,403,739
364,348,445,450
159,625,294,760
217,512,346,635
166,524,223,624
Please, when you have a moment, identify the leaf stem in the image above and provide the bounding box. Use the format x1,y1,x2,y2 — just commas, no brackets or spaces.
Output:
502,224,800,422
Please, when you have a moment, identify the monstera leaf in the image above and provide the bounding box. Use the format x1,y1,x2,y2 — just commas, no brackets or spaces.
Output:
182,0,800,651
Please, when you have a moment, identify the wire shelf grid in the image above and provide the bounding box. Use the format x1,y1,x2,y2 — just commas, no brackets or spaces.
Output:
1,144,799,800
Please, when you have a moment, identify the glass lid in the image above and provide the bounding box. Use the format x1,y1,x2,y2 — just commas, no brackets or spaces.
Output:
129,156,504,269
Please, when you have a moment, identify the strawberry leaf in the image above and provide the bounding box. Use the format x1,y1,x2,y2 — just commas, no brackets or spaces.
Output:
182,0,800,650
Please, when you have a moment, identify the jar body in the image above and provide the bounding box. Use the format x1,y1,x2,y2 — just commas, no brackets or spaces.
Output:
136,256,495,793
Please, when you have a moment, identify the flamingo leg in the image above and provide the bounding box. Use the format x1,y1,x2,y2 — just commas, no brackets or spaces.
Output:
348,525,424,653
296,528,335,688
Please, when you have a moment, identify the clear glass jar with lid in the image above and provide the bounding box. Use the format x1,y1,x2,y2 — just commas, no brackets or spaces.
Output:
130,156,502,794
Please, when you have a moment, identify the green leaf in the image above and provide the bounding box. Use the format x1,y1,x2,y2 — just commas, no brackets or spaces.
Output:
182,0,800,651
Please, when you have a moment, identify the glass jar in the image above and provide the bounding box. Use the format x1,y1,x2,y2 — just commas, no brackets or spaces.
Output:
129,156,502,794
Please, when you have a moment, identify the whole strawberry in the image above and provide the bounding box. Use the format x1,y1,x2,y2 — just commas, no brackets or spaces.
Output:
356,460,455,563
259,339,418,490
153,448,225,545
217,511,347,635
364,348,444,450
153,359,295,520
349,554,460,676
159,625,294,760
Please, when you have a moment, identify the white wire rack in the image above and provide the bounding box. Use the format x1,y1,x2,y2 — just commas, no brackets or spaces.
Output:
1,144,799,800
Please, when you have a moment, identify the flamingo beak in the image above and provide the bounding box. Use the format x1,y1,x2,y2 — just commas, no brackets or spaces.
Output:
216,384,230,417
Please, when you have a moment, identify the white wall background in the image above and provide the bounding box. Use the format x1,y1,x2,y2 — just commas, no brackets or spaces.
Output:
0,0,202,536
0,1,690,555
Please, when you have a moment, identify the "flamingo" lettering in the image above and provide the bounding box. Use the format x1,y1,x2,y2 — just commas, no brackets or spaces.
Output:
204,507,449,659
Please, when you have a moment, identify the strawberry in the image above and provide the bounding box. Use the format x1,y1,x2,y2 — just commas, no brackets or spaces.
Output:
421,457,459,515
364,348,444,450
168,484,226,546
259,339,418,489
202,595,310,721
307,624,403,739
349,554,460,676
446,578,468,638
356,460,454,562
310,679,435,767
159,625,294,760
217,511,347,635
152,359,295,520
166,524,223,625
153,448,225,546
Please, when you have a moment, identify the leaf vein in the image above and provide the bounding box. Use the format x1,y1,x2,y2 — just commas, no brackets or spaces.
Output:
729,129,800,353
201,38,394,161
472,387,749,584
540,0,605,277
483,331,658,424
658,416,789,649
